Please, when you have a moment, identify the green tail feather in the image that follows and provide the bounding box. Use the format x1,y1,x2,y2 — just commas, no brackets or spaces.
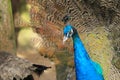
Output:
92,61,103,75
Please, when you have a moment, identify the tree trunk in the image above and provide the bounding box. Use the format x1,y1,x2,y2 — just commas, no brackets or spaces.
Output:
0,51,51,80
0,0,16,54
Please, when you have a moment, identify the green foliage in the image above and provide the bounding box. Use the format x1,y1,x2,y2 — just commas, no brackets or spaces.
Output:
55,50,73,80
18,28,34,48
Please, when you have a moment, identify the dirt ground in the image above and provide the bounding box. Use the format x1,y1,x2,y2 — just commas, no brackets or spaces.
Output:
17,49,56,80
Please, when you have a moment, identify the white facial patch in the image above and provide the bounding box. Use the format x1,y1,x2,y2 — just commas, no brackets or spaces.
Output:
69,29,73,37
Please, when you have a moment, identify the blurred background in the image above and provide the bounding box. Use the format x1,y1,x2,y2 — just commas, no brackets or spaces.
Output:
0,0,120,80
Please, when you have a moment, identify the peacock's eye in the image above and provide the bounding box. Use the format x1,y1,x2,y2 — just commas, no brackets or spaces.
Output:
68,29,73,37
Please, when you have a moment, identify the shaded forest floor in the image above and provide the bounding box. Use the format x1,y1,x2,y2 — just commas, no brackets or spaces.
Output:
17,48,56,80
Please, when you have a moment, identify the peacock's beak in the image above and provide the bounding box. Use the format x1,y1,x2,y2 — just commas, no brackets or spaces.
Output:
63,36,68,44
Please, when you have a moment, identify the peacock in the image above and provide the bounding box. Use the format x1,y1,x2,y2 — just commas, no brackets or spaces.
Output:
63,16,104,80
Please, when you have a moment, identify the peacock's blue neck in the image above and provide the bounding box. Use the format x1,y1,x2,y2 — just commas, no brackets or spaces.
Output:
71,29,104,80
72,33,90,60
72,32,92,80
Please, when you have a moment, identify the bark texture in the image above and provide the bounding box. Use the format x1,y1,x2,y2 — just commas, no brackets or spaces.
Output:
0,0,16,54
0,51,51,80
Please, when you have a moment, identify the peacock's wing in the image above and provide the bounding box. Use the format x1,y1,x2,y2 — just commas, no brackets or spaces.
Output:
29,0,120,80
81,27,120,80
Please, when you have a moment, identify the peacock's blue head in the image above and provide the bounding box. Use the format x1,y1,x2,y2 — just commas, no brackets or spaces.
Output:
63,24,74,44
